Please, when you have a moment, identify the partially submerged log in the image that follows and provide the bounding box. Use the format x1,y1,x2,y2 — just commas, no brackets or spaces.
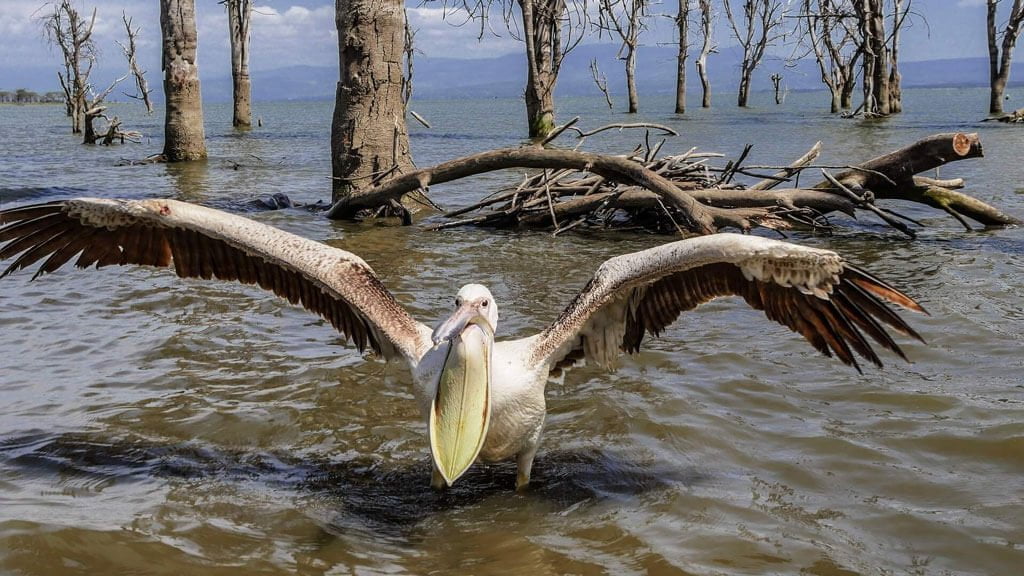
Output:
325,130,1018,236
982,107,1024,123
812,133,1019,230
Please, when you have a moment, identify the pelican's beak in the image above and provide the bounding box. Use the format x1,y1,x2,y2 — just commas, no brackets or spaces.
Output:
429,308,494,487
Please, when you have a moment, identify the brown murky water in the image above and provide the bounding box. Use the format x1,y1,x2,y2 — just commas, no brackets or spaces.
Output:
1,91,1023,575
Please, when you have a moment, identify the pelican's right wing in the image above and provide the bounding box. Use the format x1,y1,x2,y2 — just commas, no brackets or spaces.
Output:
0,198,432,363
527,233,926,377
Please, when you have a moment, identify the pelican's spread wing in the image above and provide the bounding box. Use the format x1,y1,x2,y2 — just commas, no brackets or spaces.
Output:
0,198,431,363
529,233,925,376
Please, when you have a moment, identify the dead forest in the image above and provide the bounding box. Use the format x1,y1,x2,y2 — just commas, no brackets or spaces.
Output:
27,0,1023,242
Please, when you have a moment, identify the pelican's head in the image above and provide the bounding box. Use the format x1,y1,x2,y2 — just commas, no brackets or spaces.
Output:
428,284,497,487
431,284,498,346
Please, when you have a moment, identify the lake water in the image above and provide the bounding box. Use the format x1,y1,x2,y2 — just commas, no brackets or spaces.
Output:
1,88,1023,575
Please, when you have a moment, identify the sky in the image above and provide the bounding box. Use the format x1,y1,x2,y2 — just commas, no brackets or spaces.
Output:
0,0,1001,92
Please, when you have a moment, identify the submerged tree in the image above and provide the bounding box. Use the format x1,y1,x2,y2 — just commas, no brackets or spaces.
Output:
441,0,587,138
723,0,788,107
117,12,154,114
331,0,414,206
160,0,207,161
850,0,909,116
695,0,714,108
223,0,253,128
41,0,96,134
42,1,144,144
597,0,649,113
675,0,691,114
987,0,1024,114
799,0,861,113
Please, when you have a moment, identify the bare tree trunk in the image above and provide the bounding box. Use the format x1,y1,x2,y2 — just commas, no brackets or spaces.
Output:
625,43,639,113
801,1,843,113
226,0,252,128
888,0,904,113
160,0,207,161
42,2,95,134
855,0,890,116
520,0,564,137
725,0,787,108
987,0,1024,115
840,66,857,108
118,13,153,114
675,0,690,114
696,0,713,108
598,0,646,113
331,0,413,205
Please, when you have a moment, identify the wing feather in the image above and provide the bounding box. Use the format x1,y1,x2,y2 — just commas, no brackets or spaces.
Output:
528,233,926,376
0,198,430,363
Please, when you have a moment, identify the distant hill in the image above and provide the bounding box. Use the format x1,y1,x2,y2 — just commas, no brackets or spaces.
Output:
5,44,1018,103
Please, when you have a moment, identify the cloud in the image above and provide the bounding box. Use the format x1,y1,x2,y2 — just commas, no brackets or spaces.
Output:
406,6,522,59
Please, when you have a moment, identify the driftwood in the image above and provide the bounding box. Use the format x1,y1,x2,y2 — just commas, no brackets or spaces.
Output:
325,130,1018,236
982,107,1024,123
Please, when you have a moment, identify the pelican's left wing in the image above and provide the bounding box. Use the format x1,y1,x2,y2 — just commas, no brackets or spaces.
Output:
0,198,432,363
528,233,926,376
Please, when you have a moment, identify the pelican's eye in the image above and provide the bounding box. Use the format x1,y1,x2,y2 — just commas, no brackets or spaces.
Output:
481,299,489,308
455,298,462,307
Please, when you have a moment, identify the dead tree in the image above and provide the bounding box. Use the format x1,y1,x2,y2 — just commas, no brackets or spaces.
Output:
82,73,128,144
590,59,614,108
723,0,788,108
771,73,782,104
41,1,96,134
443,0,588,137
160,0,207,161
987,0,1024,114
695,0,714,108
42,2,140,145
851,0,909,116
597,0,648,113
887,0,907,113
799,0,861,113
223,0,253,128
331,0,415,209
675,0,691,114
116,13,153,114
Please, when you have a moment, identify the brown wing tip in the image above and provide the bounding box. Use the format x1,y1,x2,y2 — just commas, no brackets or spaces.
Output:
846,267,928,315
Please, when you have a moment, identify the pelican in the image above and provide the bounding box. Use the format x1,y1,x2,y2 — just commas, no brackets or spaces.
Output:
0,198,925,490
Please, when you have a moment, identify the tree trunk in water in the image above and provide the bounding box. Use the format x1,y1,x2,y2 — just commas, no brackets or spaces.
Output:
675,0,689,114
737,64,751,107
857,0,889,116
697,0,712,108
160,0,207,161
626,44,638,113
887,0,903,113
227,0,252,128
331,0,413,205
520,0,560,138
840,70,856,109
830,87,841,114
987,0,1024,114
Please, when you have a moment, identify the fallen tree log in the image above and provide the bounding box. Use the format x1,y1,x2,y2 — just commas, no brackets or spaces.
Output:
813,133,982,194
327,147,789,233
812,132,1019,229
325,130,1017,236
